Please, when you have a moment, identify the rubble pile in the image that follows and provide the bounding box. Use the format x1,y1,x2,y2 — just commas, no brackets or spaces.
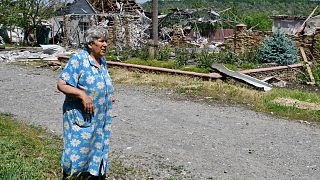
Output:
0,49,49,62
106,13,150,50
0,45,75,70
170,25,187,47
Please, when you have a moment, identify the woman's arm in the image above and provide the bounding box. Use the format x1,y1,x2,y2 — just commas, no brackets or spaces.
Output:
57,78,95,115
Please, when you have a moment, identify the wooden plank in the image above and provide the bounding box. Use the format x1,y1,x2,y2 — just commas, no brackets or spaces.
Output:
297,6,318,35
300,47,315,85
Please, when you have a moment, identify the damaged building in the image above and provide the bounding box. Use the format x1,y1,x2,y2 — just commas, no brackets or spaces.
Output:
50,0,149,50
50,1,234,50
156,8,234,48
48,0,320,59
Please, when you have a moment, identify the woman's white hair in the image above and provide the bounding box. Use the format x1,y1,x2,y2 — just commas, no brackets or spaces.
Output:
84,26,108,49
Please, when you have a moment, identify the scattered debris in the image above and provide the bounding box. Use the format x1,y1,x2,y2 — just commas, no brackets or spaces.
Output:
0,46,73,64
262,76,287,87
40,44,66,55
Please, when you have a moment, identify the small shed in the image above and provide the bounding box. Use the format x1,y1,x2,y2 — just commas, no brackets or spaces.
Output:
270,15,307,35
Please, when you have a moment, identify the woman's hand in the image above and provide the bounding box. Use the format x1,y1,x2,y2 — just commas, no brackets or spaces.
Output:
57,79,95,115
80,91,95,115
110,95,116,103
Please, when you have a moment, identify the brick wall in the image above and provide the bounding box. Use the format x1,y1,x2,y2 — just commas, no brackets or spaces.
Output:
223,24,320,62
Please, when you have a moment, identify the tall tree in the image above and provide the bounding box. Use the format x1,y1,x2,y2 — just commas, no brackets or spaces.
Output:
0,0,65,44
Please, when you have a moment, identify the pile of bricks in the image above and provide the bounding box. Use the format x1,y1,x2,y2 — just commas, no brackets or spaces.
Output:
170,25,187,47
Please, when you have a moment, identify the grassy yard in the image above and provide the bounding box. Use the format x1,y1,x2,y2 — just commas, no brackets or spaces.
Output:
0,114,154,179
109,67,320,124
0,113,62,179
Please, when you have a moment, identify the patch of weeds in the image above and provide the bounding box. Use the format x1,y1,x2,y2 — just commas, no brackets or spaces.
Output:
157,46,173,61
106,55,118,61
175,49,192,67
180,66,211,73
223,64,238,71
9,59,48,68
125,58,177,69
195,51,216,70
154,162,193,180
0,113,62,179
133,71,142,79
107,158,151,179
240,63,257,70
311,62,320,85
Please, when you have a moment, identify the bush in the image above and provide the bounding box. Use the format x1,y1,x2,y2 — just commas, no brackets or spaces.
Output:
0,27,10,43
180,66,211,73
195,51,217,69
157,46,173,61
259,31,298,65
311,62,320,86
175,49,193,67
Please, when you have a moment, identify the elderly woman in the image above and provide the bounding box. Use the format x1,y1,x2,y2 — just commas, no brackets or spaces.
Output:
57,26,113,179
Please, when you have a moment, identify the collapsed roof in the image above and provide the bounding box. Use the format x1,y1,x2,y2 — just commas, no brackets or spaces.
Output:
55,0,144,16
87,0,144,14
55,0,97,15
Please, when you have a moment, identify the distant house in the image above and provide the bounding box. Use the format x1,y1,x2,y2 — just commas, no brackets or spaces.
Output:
49,0,97,45
270,15,307,35
49,0,144,47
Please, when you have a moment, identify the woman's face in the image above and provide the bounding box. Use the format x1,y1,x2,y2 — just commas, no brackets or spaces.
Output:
90,37,107,58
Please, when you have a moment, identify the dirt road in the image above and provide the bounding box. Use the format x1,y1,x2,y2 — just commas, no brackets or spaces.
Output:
0,62,319,179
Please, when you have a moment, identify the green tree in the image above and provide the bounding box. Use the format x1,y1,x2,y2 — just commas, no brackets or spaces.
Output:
0,0,65,44
242,13,272,31
259,31,298,65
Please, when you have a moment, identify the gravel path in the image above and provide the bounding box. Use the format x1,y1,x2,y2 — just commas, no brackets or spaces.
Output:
0,62,319,179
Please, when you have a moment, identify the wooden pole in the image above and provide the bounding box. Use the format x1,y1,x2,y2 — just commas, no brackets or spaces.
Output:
300,47,315,85
150,0,158,59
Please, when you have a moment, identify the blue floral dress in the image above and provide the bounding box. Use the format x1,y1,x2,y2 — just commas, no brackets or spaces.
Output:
59,50,113,176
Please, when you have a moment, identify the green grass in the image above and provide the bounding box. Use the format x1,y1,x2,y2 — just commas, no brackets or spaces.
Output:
109,67,320,124
179,66,211,73
124,58,177,69
123,58,213,73
0,113,62,179
261,88,320,121
0,113,157,179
